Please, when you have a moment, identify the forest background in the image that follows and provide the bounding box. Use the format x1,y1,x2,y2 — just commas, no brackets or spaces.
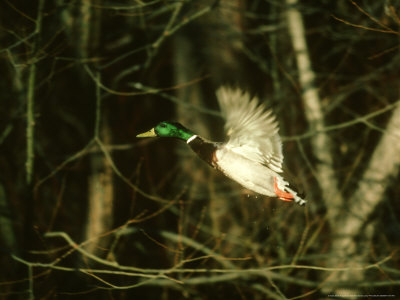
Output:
1,0,400,299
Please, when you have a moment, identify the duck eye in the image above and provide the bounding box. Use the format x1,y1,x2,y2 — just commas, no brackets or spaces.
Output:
160,123,166,128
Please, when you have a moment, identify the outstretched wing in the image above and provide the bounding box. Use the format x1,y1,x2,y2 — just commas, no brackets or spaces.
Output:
216,86,283,173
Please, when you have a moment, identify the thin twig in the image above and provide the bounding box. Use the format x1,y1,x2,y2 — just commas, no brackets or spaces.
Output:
282,101,400,141
331,15,399,35
26,0,45,185
28,265,33,300
94,70,101,138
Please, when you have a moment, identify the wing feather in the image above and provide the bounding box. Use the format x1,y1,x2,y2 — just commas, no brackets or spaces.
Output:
216,86,283,173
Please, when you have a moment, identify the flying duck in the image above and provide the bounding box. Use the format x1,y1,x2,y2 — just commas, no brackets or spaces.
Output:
137,86,306,205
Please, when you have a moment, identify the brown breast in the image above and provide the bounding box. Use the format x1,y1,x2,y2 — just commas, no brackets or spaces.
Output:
187,136,218,168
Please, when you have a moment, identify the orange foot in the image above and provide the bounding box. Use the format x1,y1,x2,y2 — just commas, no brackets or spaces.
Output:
274,177,294,202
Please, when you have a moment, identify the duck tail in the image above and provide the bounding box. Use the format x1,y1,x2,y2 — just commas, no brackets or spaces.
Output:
274,177,306,206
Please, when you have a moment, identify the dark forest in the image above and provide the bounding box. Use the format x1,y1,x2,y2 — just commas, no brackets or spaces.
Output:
1,0,400,299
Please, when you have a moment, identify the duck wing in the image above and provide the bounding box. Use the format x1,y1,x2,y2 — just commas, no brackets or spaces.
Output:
216,86,283,173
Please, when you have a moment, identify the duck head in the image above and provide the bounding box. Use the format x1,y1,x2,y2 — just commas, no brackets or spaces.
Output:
137,121,195,141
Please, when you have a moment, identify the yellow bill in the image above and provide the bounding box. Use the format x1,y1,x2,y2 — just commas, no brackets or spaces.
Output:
136,128,156,138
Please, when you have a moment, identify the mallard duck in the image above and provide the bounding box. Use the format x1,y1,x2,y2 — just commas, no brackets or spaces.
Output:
137,86,306,205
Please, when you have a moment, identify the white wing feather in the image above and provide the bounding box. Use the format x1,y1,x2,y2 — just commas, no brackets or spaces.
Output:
216,86,283,173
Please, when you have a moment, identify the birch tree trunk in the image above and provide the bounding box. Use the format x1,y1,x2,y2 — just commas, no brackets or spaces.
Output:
286,0,400,295
329,103,400,294
285,0,343,216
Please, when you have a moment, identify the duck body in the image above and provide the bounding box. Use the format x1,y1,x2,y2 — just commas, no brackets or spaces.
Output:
215,146,277,197
137,86,306,205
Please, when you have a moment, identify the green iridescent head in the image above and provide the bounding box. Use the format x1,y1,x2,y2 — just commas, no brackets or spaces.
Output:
137,121,195,141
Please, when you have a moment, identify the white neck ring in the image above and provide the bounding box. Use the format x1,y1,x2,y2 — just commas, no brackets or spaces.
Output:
186,135,197,144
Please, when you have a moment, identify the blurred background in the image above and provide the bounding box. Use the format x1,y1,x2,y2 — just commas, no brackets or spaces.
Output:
1,0,400,299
